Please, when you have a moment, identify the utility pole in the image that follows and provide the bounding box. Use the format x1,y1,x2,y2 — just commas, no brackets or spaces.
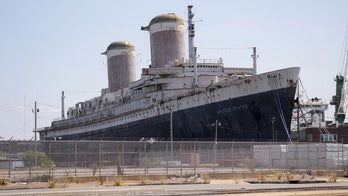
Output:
34,101,38,167
8,136,13,179
170,105,173,161
61,91,65,119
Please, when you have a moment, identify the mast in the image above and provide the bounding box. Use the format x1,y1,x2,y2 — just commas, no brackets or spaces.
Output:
188,5,198,92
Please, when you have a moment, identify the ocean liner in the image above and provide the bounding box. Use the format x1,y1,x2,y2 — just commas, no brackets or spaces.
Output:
39,6,300,141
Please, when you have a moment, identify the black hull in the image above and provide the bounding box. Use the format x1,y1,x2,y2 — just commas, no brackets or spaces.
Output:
46,86,296,142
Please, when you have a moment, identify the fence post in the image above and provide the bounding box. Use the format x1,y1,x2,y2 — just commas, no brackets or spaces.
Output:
231,141,234,172
8,140,11,179
325,143,328,170
286,144,288,171
29,141,34,179
193,141,196,175
296,143,298,171
180,141,183,178
307,142,310,172
121,140,125,175
342,140,345,170
213,141,216,173
75,141,77,177
166,141,168,178
250,142,253,171
99,142,102,176
268,143,271,173
84,151,87,168
316,144,319,170
144,142,148,174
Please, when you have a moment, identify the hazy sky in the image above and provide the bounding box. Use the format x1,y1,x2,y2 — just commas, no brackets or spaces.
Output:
1,0,348,140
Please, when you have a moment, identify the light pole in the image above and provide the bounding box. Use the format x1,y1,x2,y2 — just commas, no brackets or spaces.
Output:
169,105,173,161
170,109,173,161
8,136,13,179
271,117,275,143
213,120,221,173
215,120,221,145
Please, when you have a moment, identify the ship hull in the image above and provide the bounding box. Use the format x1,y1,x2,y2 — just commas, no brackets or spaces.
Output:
45,85,296,142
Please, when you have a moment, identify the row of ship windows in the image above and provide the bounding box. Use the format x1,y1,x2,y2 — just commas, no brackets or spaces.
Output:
183,65,221,68
64,109,157,134
64,92,224,134
178,93,222,107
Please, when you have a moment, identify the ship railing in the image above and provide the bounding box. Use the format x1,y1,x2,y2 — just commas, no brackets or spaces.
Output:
183,59,224,67
166,91,195,102
37,127,50,131
223,67,254,75
168,58,224,66
148,67,183,75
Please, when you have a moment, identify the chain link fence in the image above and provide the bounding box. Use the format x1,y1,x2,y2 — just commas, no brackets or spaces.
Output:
0,140,347,182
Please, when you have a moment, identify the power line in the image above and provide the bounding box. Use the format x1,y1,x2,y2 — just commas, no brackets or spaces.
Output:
36,102,60,109
64,90,100,94
197,47,253,50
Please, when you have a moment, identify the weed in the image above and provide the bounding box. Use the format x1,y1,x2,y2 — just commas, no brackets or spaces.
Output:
31,174,51,182
48,180,56,188
184,172,189,183
140,176,147,185
62,182,69,188
328,172,337,183
160,180,167,185
285,173,293,181
91,163,98,176
114,178,122,186
0,178,5,186
67,176,74,183
99,176,105,185
117,164,123,175
193,175,198,183
257,174,266,181
274,172,283,181
241,156,255,171
202,174,211,184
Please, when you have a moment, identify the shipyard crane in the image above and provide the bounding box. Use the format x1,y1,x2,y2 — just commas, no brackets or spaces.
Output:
331,51,348,125
330,25,348,126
